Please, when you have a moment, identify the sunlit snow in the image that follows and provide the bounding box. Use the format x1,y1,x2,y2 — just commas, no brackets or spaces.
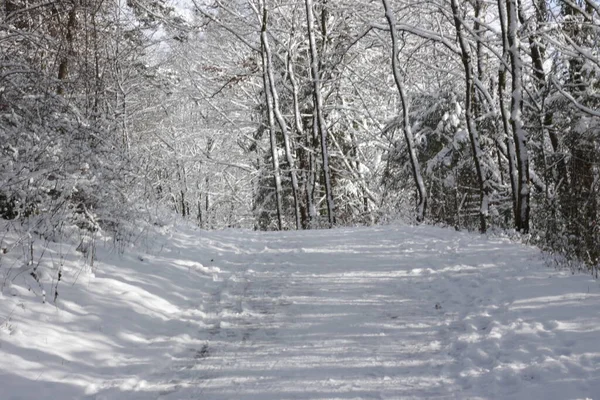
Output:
1,223,599,399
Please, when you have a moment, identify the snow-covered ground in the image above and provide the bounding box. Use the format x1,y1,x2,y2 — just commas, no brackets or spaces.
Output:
1,223,599,399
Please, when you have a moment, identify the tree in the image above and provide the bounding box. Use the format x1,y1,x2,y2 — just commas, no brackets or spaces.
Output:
305,0,336,227
380,0,427,222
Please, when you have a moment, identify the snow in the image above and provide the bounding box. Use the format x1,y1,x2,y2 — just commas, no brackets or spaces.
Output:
1,223,599,399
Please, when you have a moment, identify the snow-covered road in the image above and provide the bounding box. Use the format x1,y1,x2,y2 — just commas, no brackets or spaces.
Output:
1,224,599,399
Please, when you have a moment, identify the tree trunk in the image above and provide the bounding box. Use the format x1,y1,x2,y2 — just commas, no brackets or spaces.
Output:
507,0,531,233
259,14,284,230
450,0,489,233
380,0,427,222
497,0,520,227
304,0,335,227
260,1,301,230
57,1,78,95
287,51,314,229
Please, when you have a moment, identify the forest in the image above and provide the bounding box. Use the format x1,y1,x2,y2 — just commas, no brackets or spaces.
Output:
1,0,599,272
1,1,600,397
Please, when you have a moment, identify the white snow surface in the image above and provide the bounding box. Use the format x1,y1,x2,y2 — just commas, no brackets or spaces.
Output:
1,223,599,399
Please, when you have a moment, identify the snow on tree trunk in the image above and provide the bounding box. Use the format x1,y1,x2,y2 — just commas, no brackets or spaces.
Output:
450,0,489,233
497,0,520,227
287,51,315,229
304,0,335,228
260,1,301,230
260,8,283,231
381,0,427,223
506,0,531,233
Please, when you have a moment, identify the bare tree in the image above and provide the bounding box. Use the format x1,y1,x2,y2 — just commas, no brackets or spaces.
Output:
257,0,301,230
450,0,490,233
506,0,530,233
380,0,427,222
304,0,335,227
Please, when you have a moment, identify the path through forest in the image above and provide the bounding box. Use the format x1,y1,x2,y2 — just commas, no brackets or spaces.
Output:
1,224,599,399
152,226,600,399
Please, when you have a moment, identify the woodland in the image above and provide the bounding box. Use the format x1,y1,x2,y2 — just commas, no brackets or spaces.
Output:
1,0,598,272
